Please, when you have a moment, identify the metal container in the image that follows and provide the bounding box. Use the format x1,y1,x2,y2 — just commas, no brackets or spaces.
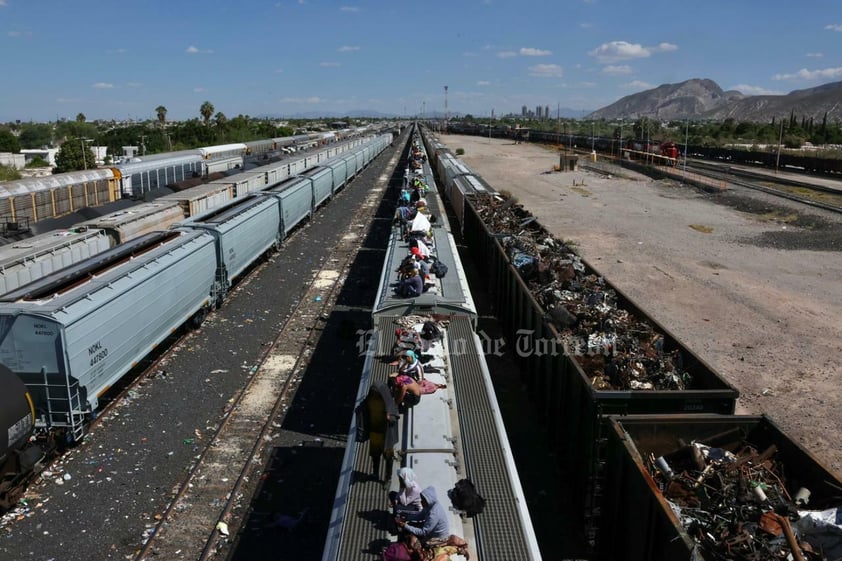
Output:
302,166,335,207
0,228,112,295
0,364,34,466
179,194,282,286
76,200,184,245
600,415,842,561
158,183,233,217
0,230,217,441
264,177,313,237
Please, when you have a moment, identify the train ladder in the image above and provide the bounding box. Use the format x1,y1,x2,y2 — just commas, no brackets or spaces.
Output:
585,403,609,551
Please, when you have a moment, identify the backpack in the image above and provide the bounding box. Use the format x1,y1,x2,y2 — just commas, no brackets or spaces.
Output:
421,321,442,341
449,479,486,517
354,401,369,442
430,260,448,278
382,542,411,561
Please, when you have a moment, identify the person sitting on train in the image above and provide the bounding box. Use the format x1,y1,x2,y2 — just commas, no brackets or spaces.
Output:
396,486,450,545
395,204,416,224
389,372,421,410
389,467,423,519
397,350,424,382
395,269,423,298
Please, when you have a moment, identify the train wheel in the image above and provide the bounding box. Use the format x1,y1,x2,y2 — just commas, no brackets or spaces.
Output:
189,307,207,330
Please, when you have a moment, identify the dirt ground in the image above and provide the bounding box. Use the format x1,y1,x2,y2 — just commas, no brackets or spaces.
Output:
447,134,842,476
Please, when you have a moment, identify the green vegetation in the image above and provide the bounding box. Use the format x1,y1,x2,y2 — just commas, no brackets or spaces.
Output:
0,129,21,153
455,147,465,156
466,112,842,153
54,139,96,173
0,163,22,181
25,156,49,168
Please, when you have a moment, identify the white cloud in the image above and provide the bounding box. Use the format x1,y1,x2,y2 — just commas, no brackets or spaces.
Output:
477,80,491,86
279,97,322,103
193,87,205,92
529,64,563,78
0,1,7,6
520,47,551,56
320,61,340,67
126,82,142,88
497,51,517,58
773,67,842,81
730,84,782,95
576,81,597,87
340,5,359,11
186,46,213,54
57,97,81,103
92,82,114,89
274,69,284,73
806,52,823,58
338,45,359,52
579,22,592,29
602,64,632,75
825,24,842,32
589,41,677,63
623,80,653,90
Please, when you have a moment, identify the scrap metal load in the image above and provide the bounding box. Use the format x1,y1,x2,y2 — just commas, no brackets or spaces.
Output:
472,192,690,391
601,415,842,561
650,441,837,560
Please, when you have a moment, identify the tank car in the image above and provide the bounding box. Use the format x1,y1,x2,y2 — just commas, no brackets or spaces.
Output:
0,364,46,510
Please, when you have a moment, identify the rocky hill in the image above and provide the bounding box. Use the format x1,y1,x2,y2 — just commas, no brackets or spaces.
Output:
587,78,842,122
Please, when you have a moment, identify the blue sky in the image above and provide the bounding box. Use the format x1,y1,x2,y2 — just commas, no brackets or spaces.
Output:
1,0,841,122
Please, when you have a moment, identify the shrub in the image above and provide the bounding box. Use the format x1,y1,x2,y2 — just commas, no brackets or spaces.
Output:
455,148,465,156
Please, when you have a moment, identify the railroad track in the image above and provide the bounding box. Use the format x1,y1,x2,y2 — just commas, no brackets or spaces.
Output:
686,161,842,213
130,148,399,561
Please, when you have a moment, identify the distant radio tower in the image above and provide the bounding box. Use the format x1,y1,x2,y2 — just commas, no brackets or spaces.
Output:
444,85,448,134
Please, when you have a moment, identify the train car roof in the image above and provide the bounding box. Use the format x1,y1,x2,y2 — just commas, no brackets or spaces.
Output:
372,143,476,319
198,143,248,157
0,228,107,267
0,169,115,197
0,229,211,310
116,154,203,174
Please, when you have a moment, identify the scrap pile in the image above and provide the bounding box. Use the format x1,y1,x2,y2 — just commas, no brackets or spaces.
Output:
648,433,842,560
472,193,691,391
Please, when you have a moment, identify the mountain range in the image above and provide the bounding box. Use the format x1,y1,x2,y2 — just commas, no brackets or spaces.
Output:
586,79,842,122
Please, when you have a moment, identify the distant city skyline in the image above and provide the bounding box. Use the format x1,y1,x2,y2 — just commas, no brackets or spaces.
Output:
1,0,841,122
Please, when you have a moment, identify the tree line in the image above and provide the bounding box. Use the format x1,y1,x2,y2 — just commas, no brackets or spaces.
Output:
0,102,351,173
461,114,842,153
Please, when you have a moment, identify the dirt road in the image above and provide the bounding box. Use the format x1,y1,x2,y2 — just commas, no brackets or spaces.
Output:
448,134,842,475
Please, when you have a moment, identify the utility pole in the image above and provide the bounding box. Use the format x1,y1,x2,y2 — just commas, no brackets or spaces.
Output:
556,103,561,146
444,85,449,134
775,119,785,174
620,119,623,161
80,138,92,170
683,119,689,183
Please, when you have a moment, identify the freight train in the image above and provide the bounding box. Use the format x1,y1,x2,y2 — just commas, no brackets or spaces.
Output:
420,125,842,561
323,129,540,561
0,133,388,295
445,121,842,177
0,126,389,233
0,134,393,510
